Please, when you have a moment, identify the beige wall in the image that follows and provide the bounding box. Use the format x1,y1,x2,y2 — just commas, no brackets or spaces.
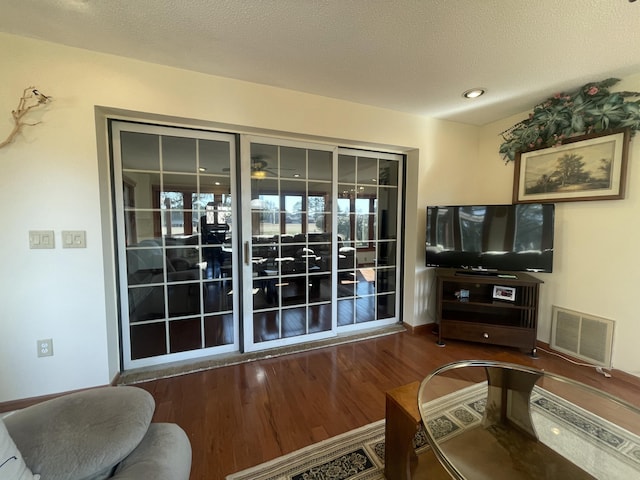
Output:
478,73,640,378
0,33,477,402
2,33,638,403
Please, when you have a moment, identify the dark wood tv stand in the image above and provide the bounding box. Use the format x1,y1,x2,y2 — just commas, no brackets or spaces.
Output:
435,268,543,356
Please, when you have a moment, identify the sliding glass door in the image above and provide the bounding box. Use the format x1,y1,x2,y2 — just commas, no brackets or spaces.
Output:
112,122,239,369
112,123,404,368
240,139,403,350
240,137,337,351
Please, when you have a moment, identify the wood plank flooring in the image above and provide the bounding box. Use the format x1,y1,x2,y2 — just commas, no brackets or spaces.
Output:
135,329,640,480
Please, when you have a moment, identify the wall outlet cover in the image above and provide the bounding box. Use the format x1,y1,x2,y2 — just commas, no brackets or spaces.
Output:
37,338,54,357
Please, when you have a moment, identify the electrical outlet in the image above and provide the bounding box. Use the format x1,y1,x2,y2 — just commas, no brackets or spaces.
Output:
37,338,53,357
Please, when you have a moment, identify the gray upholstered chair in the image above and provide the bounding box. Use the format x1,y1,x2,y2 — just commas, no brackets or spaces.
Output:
1,386,191,480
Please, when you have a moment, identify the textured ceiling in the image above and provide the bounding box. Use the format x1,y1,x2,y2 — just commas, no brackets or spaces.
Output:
2,0,640,125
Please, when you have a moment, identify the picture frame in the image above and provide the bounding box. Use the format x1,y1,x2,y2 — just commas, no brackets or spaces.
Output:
513,128,630,203
493,285,516,302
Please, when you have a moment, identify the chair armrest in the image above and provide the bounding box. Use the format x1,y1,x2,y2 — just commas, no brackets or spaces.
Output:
111,423,192,480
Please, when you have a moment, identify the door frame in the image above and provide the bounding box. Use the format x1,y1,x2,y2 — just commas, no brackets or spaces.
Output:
107,117,406,369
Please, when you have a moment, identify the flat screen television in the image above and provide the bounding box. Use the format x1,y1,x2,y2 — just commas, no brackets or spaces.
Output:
425,203,555,273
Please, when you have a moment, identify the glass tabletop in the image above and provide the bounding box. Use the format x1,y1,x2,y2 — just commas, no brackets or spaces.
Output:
417,360,640,480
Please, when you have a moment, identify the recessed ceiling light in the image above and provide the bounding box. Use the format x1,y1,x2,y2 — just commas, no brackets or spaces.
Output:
462,88,486,99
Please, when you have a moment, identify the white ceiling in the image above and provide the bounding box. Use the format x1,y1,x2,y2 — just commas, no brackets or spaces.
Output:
2,0,640,125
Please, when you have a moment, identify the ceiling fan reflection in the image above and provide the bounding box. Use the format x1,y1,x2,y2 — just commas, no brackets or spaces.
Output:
222,155,297,178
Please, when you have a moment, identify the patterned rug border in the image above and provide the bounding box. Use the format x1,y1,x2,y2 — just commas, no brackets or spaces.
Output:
226,383,640,480
226,420,387,480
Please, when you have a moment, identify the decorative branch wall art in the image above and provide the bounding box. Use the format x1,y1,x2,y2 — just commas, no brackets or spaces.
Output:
0,86,52,150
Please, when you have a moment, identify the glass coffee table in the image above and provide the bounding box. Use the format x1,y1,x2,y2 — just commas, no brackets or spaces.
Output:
417,360,640,480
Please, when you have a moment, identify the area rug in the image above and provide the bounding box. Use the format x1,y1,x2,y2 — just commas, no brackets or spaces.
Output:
226,384,640,480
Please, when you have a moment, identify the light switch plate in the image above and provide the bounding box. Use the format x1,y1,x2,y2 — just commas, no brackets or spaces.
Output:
29,230,55,249
62,230,87,248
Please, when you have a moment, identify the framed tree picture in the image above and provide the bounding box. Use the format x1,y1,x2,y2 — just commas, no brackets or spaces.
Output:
513,129,630,203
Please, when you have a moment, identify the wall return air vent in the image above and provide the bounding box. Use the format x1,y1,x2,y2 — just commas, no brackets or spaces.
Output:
550,306,615,369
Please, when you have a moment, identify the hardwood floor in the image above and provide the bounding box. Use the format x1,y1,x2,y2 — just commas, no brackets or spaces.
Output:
135,329,640,480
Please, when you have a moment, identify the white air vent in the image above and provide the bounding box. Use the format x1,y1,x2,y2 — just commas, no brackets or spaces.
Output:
550,306,614,368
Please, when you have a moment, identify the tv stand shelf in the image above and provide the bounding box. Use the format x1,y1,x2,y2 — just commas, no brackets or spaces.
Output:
435,268,543,356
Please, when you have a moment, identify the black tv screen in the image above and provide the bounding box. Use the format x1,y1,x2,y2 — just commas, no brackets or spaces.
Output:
425,203,555,273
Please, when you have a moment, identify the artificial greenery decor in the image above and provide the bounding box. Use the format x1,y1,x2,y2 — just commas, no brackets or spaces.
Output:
499,78,640,162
